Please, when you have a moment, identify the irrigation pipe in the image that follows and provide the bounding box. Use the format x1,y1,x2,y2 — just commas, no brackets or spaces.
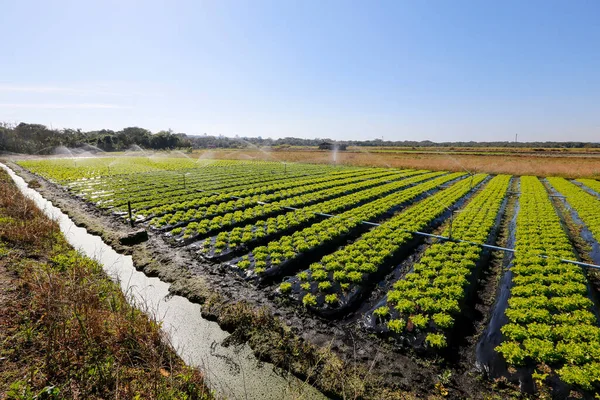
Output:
358,221,600,271
236,184,600,270
137,172,600,271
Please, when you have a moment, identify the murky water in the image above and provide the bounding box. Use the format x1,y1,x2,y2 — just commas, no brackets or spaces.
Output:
1,163,326,400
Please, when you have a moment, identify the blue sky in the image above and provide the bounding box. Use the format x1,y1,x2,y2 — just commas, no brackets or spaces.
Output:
1,0,599,142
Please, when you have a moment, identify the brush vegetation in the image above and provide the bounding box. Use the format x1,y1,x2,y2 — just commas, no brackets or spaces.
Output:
0,169,212,399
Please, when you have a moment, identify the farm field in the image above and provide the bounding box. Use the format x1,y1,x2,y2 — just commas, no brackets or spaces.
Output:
183,147,600,178
11,155,600,398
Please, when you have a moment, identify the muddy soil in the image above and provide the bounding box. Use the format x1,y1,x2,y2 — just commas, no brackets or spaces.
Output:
7,161,518,399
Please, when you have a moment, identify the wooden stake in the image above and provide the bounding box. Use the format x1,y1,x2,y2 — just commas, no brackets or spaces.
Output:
128,201,134,227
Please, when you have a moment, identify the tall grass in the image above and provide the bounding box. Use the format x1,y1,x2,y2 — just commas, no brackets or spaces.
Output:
0,170,213,400
191,149,600,179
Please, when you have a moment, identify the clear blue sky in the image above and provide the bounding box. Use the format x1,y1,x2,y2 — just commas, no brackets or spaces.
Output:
1,0,599,142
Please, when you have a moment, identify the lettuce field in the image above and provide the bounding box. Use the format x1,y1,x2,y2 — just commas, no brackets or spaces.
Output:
17,156,600,395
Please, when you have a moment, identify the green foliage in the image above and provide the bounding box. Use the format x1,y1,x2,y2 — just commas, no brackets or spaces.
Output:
373,306,389,319
432,313,453,329
279,282,292,294
550,177,600,244
0,168,214,399
297,271,309,281
387,319,406,333
374,175,511,343
283,172,489,314
425,333,447,349
494,176,600,390
410,314,429,329
325,294,339,305
496,341,527,366
302,293,317,307
557,363,600,390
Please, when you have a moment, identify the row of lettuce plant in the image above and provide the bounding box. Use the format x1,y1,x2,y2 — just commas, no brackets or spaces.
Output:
227,172,466,278
495,176,600,391
137,167,389,218
279,174,488,314
575,178,600,195
196,170,440,259
23,158,308,185
78,165,336,210
576,178,600,197
149,169,419,228
365,175,511,348
83,169,292,209
96,163,359,209
86,167,309,203
71,161,269,193
548,177,600,243
167,171,446,241
122,168,336,213
18,156,210,182
142,170,414,222
67,161,338,204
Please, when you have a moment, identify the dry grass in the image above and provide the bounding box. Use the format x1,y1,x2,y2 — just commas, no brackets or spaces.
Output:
0,177,56,249
192,149,600,179
0,170,212,400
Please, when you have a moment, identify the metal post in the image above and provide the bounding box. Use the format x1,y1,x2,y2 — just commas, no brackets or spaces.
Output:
183,174,186,189
128,201,134,227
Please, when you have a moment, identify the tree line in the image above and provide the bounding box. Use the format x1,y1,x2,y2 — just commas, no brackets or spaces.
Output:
0,122,598,155
0,123,191,154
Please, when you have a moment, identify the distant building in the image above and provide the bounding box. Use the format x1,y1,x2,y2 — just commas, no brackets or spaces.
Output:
318,142,347,151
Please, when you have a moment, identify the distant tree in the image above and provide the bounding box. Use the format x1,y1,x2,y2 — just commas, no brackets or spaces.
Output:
117,127,151,149
100,135,115,151
1,120,599,154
